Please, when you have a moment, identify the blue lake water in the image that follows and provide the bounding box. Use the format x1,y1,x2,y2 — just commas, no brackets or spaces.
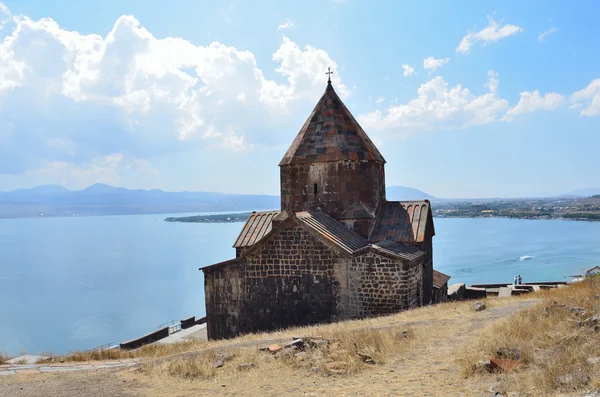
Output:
1,214,599,356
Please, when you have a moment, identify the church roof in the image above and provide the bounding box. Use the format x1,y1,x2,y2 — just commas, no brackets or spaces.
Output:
371,240,425,262
433,270,451,289
233,210,281,248
279,82,386,166
369,201,434,243
338,201,375,220
296,210,369,254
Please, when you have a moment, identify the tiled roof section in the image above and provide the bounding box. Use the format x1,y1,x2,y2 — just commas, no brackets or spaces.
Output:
233,210,280,248
338,202,375,220
372,240,425,262
433,270,451,289
279,83,386,166
369,201,433,243
296,210,369,254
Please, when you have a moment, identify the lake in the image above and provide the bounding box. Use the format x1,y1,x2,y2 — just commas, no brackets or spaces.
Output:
1,214,599,356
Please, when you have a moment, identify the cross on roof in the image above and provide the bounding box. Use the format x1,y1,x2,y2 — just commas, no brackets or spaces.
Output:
326,67,333,84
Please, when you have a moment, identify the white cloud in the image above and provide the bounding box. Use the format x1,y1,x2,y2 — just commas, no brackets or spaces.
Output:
504,90,564,120
457,16,524,54
570,79,600,117
375,97,384,104
423,56,449,73
0,3,347,178
277,19,294,30
3,153,158,190
358,70,509,136
402,64,415,77
538,27,558,42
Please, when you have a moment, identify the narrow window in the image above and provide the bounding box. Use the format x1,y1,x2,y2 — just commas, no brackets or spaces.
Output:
313,183,318,195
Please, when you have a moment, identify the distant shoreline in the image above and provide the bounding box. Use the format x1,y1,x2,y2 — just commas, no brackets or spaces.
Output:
164,212,600,224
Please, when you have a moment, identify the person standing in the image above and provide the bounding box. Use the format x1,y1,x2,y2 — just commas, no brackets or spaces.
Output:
514,275,518,285
518,275,523,285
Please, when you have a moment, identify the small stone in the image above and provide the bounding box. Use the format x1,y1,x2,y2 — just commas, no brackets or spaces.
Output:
570,306,589,316
219,353,235,362
580,315,600,328
284,339,304,350
587,357,600,365
488,382,501,393
267,344,283,353
475,360,492,373
213,360,224,369
556,373,574,386
490,359,518,372
274,347,296,358
496,347,521,360
473,302,486,311
365,358,376,365
311,366,321,373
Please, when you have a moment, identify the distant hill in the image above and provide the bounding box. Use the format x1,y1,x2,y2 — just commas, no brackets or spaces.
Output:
386,186,436,201
0,183,436,219
563,188,600,197
0,184,280,219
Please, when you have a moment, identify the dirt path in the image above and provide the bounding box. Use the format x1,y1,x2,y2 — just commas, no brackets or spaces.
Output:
0,299,538,397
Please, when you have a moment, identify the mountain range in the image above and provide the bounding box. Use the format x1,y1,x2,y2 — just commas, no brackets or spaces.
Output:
1,184,597,219
0,184,435,219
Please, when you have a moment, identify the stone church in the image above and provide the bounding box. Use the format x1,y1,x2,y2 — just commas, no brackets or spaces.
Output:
201,78,449,340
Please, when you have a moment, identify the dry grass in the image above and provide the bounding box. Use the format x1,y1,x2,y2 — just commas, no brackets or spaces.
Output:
459,278,600,396
0,353,8,365
144,326,416,380
141,298,520,381
58,297,492,364
58,340,208,362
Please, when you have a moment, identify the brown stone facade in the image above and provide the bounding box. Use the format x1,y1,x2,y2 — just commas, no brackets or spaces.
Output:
204,218,426,339
280,161,385,228
205,221,340,339
347,253,423,317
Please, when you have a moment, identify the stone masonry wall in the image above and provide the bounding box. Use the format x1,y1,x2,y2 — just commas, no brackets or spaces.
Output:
204,223,343,339
347,253,424,317
406,256,424,309
280,161,385,233
204,263,245,340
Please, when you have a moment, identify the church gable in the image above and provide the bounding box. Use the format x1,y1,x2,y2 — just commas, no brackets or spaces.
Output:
370,201,434,244
243,221,342,278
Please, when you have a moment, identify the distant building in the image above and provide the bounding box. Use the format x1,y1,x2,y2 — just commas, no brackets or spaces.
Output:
433,270,451,303
201,79,447,340
586,266,600,278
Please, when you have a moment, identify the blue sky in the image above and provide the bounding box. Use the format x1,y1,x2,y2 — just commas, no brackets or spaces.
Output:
0,0,598,198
